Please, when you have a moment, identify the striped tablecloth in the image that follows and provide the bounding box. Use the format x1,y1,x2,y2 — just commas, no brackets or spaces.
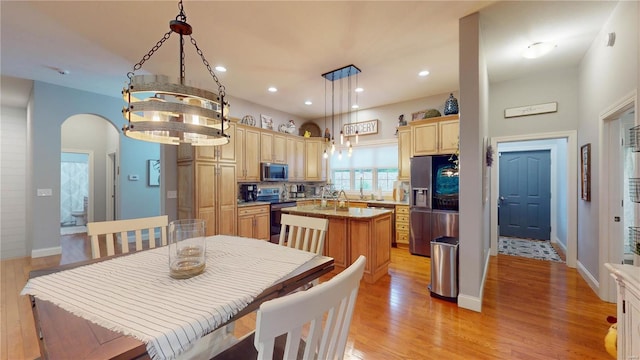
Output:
21,235,317,360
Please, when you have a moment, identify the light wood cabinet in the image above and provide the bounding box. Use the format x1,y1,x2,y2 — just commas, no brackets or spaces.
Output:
411,115,459,156
177,122,236,163
397,126,411,181
177,159,237,236
304,138,325,181
287,136,305,181
260,131,287,164
236,125,261,181
395,205,410,245
237,204,270,241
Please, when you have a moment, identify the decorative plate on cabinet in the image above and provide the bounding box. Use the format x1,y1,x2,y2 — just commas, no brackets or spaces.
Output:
241,115,256,126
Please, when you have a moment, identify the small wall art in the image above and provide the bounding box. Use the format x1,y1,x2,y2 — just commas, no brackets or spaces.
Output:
581,143,591,201
148,159,160,187
260,114,273,130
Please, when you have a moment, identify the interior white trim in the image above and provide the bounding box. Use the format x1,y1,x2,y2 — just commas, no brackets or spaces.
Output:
577,260,599,295
598,89,637,302
458,251,490,313
490,131,578,268
31,246,62,258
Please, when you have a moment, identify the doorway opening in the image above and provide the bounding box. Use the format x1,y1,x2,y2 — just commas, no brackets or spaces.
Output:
490,131,578,268
60,150,93,235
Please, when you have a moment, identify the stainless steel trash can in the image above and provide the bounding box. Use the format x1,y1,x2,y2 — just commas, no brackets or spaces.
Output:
429,236,459,302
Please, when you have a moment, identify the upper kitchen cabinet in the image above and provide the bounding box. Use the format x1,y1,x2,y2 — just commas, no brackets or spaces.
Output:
236,124,261,182
397,126,411,181
287,136,305,181
304,138,326,181
411,115,459,156
177,122,236,163
260,131,287,164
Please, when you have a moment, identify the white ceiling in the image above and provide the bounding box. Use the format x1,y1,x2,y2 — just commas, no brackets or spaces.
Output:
0,1,617,117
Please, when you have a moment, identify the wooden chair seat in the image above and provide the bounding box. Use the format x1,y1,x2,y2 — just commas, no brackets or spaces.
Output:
87,215,168,259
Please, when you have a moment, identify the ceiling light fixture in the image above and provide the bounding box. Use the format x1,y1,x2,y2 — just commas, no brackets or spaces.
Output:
122,0,230,146
418,70,430,77
305,100,312,105
522,42,556,59
214,66,227,72
322,64,361,158
268,87,278,93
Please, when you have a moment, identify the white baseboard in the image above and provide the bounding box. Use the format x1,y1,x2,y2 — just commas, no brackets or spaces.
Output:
576,260,599,295
458,253,490,313
32,246,62,258
458,293,482,312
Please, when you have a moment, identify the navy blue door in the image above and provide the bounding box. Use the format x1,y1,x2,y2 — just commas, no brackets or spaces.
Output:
498,150,551,240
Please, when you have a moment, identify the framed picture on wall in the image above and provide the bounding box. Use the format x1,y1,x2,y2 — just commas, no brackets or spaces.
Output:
580,144,591,201
148,159,160,187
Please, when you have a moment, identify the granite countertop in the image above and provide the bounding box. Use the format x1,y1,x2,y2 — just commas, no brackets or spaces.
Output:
282,206,393,219
237,201,271,208
296,198,409,206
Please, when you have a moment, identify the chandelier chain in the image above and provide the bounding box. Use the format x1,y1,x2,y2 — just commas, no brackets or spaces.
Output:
190,36,226,98
127,31,173,81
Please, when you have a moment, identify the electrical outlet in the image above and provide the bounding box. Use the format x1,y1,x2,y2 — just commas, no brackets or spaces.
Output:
37,188,53,197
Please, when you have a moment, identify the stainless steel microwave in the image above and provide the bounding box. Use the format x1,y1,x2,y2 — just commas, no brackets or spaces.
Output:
261,163,288,182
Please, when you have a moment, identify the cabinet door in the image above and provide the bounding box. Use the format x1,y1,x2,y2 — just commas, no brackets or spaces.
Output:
237,215,254,238
217,122,236,162
295,138,305,180
217,163,237,235
195,163,217,236
439,120,459,154
398,127,411,180
236,126,246,180
177,162,194,219
254,212,271,241
287,137,305,181
412,122,437,156
305,139,322,181
245,128,261,181
273,134,287,164
326,217,347,268
260,132,274,163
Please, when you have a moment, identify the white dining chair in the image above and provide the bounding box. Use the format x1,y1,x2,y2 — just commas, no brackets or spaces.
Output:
213,255,366,360
278,214,328,255
87,215,168,259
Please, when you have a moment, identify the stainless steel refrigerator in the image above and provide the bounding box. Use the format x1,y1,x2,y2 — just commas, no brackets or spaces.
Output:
409,155,459,257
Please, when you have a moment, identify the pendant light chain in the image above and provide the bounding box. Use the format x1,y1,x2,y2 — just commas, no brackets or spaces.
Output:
126,31,173,82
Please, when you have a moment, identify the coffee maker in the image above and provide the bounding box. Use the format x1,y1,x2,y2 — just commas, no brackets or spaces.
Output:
240,184,258,202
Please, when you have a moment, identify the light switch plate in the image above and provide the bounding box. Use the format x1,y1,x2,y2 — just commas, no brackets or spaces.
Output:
128,175,139,181
167,190,177,199
37,188,53,197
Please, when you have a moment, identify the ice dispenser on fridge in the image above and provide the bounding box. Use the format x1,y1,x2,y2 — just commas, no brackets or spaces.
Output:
412,188,430,208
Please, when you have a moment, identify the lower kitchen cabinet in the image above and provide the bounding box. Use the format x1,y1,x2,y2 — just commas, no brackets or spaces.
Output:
237,204,270,241
395,205,410,245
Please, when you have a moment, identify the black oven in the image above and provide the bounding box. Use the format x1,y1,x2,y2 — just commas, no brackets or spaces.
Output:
256,187,297,243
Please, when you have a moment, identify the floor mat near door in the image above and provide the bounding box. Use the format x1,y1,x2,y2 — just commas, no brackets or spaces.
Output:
499,237,563,263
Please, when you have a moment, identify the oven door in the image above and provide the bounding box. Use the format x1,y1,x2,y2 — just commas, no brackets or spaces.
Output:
270,201,296,243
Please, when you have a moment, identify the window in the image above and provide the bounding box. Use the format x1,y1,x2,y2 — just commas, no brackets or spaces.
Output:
329,141,398,194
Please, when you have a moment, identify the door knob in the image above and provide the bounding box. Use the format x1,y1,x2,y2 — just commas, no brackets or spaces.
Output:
499,196,505,202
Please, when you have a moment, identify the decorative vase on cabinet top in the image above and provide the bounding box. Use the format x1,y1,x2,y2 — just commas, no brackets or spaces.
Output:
444,93,459,115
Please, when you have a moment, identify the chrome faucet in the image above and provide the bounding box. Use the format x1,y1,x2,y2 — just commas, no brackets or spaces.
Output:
359,177,366,200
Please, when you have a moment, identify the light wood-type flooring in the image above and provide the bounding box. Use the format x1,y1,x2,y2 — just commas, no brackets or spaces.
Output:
2,233,615,359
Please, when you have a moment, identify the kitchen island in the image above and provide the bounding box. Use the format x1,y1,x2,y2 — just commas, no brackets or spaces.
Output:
282,206,393,283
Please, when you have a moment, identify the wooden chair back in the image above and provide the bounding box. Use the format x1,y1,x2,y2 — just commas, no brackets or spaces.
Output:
254,255,366,359
87,215,168,259
278,214,328,255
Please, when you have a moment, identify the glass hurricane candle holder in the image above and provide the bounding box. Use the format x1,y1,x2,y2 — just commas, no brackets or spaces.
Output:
168,219,206,279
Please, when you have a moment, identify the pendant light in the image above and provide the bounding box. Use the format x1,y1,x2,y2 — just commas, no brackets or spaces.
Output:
322,64,361,158
122,0,230,146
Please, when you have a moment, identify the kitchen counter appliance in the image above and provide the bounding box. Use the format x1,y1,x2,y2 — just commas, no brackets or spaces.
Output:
256,187,296,243
240,183,258,202
261,163,288,182
409,155,459,257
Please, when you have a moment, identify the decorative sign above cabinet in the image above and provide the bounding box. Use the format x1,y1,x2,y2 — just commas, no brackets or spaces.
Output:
504,102,558,118
343,119,378,136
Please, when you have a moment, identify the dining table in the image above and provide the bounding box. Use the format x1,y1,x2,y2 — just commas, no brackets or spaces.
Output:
23,235,334,360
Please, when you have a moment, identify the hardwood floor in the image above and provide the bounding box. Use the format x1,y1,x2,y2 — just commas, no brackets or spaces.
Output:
2,234,615,360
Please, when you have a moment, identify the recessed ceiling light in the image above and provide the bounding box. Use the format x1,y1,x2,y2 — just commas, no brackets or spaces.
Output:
214,66,227,72
418,70,430,77
305,100,312,105
522,42,556,59
352,104,359,109
355,87,363,93
268,87,278,93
